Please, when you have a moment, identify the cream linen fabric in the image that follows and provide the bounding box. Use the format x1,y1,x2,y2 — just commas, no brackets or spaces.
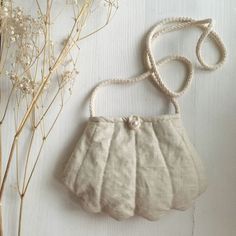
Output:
62,114,207,220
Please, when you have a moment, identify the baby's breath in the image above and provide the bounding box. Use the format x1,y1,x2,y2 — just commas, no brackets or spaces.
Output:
0,1,119,235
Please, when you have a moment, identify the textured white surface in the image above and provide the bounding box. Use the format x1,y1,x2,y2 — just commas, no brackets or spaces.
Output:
4,0,236,235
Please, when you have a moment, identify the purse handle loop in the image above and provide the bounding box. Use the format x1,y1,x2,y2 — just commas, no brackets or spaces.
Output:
89,17,226,117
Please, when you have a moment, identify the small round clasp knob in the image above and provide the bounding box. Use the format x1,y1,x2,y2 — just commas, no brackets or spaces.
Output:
128,115,141,130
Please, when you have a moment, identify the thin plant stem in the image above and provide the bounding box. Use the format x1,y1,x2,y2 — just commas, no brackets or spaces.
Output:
45,102,63,139
0,1,117,235
0,204,2,236
15,5,92,234
17,139,43,236
35,88,61,128
0,125,3,236
16,1,90,135
0,136,18,200
0,86,15,124
18,196,24,236
0,2,89,200
15,135,21,196
80,5,113,41
14,91,22,196
22,140,44,194
21,128,36,192
0,0,4,232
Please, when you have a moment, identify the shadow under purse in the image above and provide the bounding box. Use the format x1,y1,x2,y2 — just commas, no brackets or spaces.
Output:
62,17,226,220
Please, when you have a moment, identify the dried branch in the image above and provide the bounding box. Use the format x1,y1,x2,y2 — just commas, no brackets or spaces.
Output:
0,0,118,235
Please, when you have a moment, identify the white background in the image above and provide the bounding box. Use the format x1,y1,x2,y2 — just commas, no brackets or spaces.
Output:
5,0,236,235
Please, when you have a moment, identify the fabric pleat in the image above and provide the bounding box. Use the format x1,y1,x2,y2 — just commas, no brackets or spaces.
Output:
100,122,136,220
62,122,97,191
153,119,200,210
72,122,115,213
135,122,173,220
171,119,208,195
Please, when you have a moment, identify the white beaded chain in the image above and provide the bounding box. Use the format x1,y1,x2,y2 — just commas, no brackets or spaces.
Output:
89,17,226,117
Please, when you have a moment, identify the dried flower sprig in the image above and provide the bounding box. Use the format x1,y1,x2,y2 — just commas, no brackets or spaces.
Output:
0,0,118,235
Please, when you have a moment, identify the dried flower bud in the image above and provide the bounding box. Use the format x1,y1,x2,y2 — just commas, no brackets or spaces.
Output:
61,71,73,82
15,77,37,95
10,73,19,82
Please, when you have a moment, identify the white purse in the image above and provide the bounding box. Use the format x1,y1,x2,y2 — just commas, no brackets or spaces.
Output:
62,17,226,220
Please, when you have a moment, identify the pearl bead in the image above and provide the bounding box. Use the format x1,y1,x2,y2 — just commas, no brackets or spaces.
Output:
128,116,141,130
